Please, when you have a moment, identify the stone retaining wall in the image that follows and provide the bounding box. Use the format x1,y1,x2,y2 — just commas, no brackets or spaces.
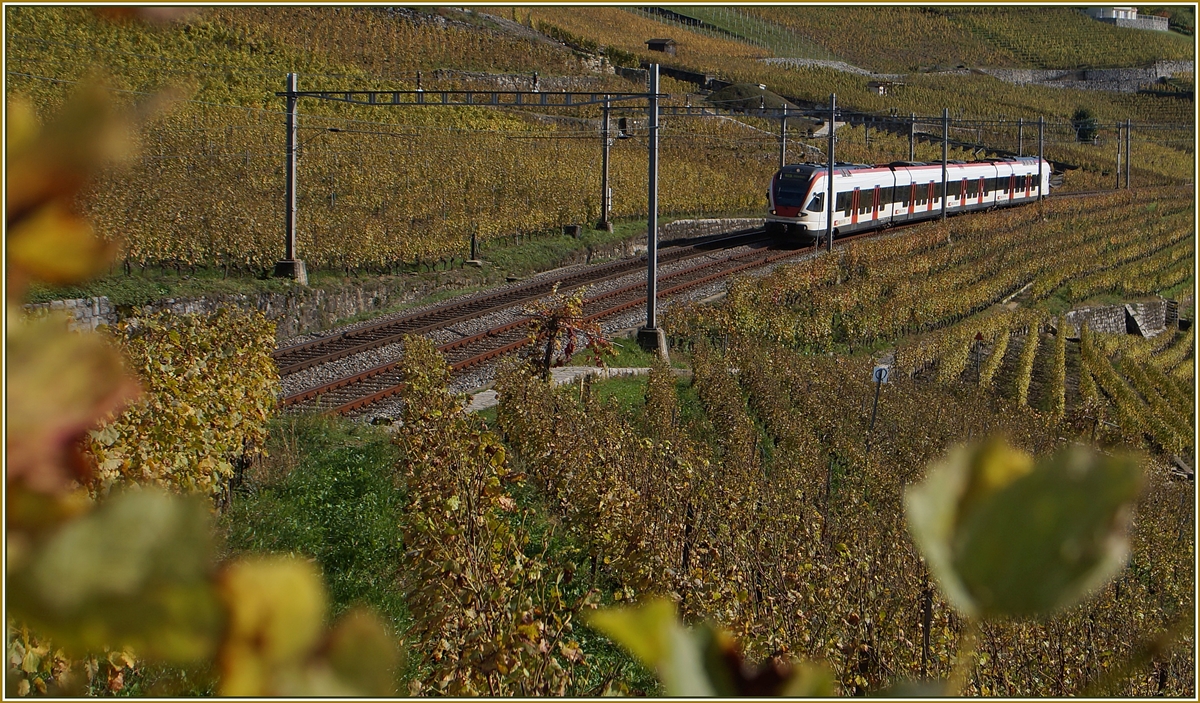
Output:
1061,300,1170,338
1109,16,1171,32
1063,304,1128,337
25,281,438,340
25,297,117,333
980,61,1193,93
428,68,611,92
661,218,764,241
1125,301,1169,337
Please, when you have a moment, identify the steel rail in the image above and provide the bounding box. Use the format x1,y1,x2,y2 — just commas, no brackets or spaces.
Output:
272,229,768,374
280,242,798,414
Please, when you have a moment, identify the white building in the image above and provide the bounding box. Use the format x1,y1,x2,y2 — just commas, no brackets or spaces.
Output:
1083,6,1170,31
1085,6,1138,20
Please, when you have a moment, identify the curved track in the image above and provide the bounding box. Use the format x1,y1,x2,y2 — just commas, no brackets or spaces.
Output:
272,229,765,374
279,237,804,415
276,189,1128,416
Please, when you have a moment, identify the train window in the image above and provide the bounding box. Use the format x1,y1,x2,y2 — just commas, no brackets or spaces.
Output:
947,182,961,197
774,180,809,207
806,193,824,212
880,187,893,205
966,181,978,197
836,192,851,213
915,184,928,204
933,182,943,200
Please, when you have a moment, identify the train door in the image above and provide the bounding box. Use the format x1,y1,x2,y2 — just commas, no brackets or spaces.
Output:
872,185,880,221
908,183,916,216
1025,174,1032,198
928,181,936,212
960,178,968,209
978,177,986,205
850,188,861,225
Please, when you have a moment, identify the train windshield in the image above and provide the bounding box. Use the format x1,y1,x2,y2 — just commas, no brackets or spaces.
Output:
806,193,824,212
774,173,811,207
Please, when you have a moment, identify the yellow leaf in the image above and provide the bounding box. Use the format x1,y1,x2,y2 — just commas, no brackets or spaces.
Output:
217,556,327,697
21,649,40,674
324,607,400,696
7,202,115,287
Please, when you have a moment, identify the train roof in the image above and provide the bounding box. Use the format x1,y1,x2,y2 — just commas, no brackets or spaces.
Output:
780,155,1045,178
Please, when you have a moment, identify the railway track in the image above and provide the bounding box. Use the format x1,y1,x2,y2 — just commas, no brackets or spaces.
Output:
275,188,1128,416
272,229,766,375
279,238,802,415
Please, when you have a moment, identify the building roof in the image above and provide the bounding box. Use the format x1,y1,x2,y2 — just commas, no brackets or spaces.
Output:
645,38,676,45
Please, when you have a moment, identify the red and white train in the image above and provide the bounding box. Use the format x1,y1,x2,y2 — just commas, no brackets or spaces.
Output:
765,157,1051,239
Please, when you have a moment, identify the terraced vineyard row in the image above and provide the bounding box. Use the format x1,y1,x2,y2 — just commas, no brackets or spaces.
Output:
496,322,1194,695
896,316,1192,455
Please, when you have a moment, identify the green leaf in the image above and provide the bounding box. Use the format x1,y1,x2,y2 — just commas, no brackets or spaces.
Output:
585,598,715,696
10,487,220,661
954,446,1142,617
905,439,1143,619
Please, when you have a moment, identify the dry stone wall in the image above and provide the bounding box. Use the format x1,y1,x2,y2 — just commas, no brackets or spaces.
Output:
980,61,1193,93
1125,301,1169,337
24,280,435,340
661,218,764,241
1109,16,1171,32
1061,299,1170,338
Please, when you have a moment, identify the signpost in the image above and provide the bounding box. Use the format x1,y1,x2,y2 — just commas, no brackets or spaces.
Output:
866,364,890,456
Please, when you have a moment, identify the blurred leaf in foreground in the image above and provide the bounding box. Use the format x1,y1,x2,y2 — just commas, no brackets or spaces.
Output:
905,438,1143,619
7,79,183,298
5,89,129,297
217,556,399,696
7,488,220,663
6,310,138,498
587,598,833,696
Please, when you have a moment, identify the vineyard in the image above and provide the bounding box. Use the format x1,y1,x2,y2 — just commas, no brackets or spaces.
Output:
737,6,1194,72
714,189,1192,352
471,332,1192,695
7,5,1194,275
8,9,1196,697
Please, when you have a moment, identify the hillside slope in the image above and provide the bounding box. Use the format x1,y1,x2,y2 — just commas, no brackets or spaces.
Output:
6,6,1194,275
737,6,1194,71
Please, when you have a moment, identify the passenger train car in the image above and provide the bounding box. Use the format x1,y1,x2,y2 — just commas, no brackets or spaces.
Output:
766,157,1051,239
